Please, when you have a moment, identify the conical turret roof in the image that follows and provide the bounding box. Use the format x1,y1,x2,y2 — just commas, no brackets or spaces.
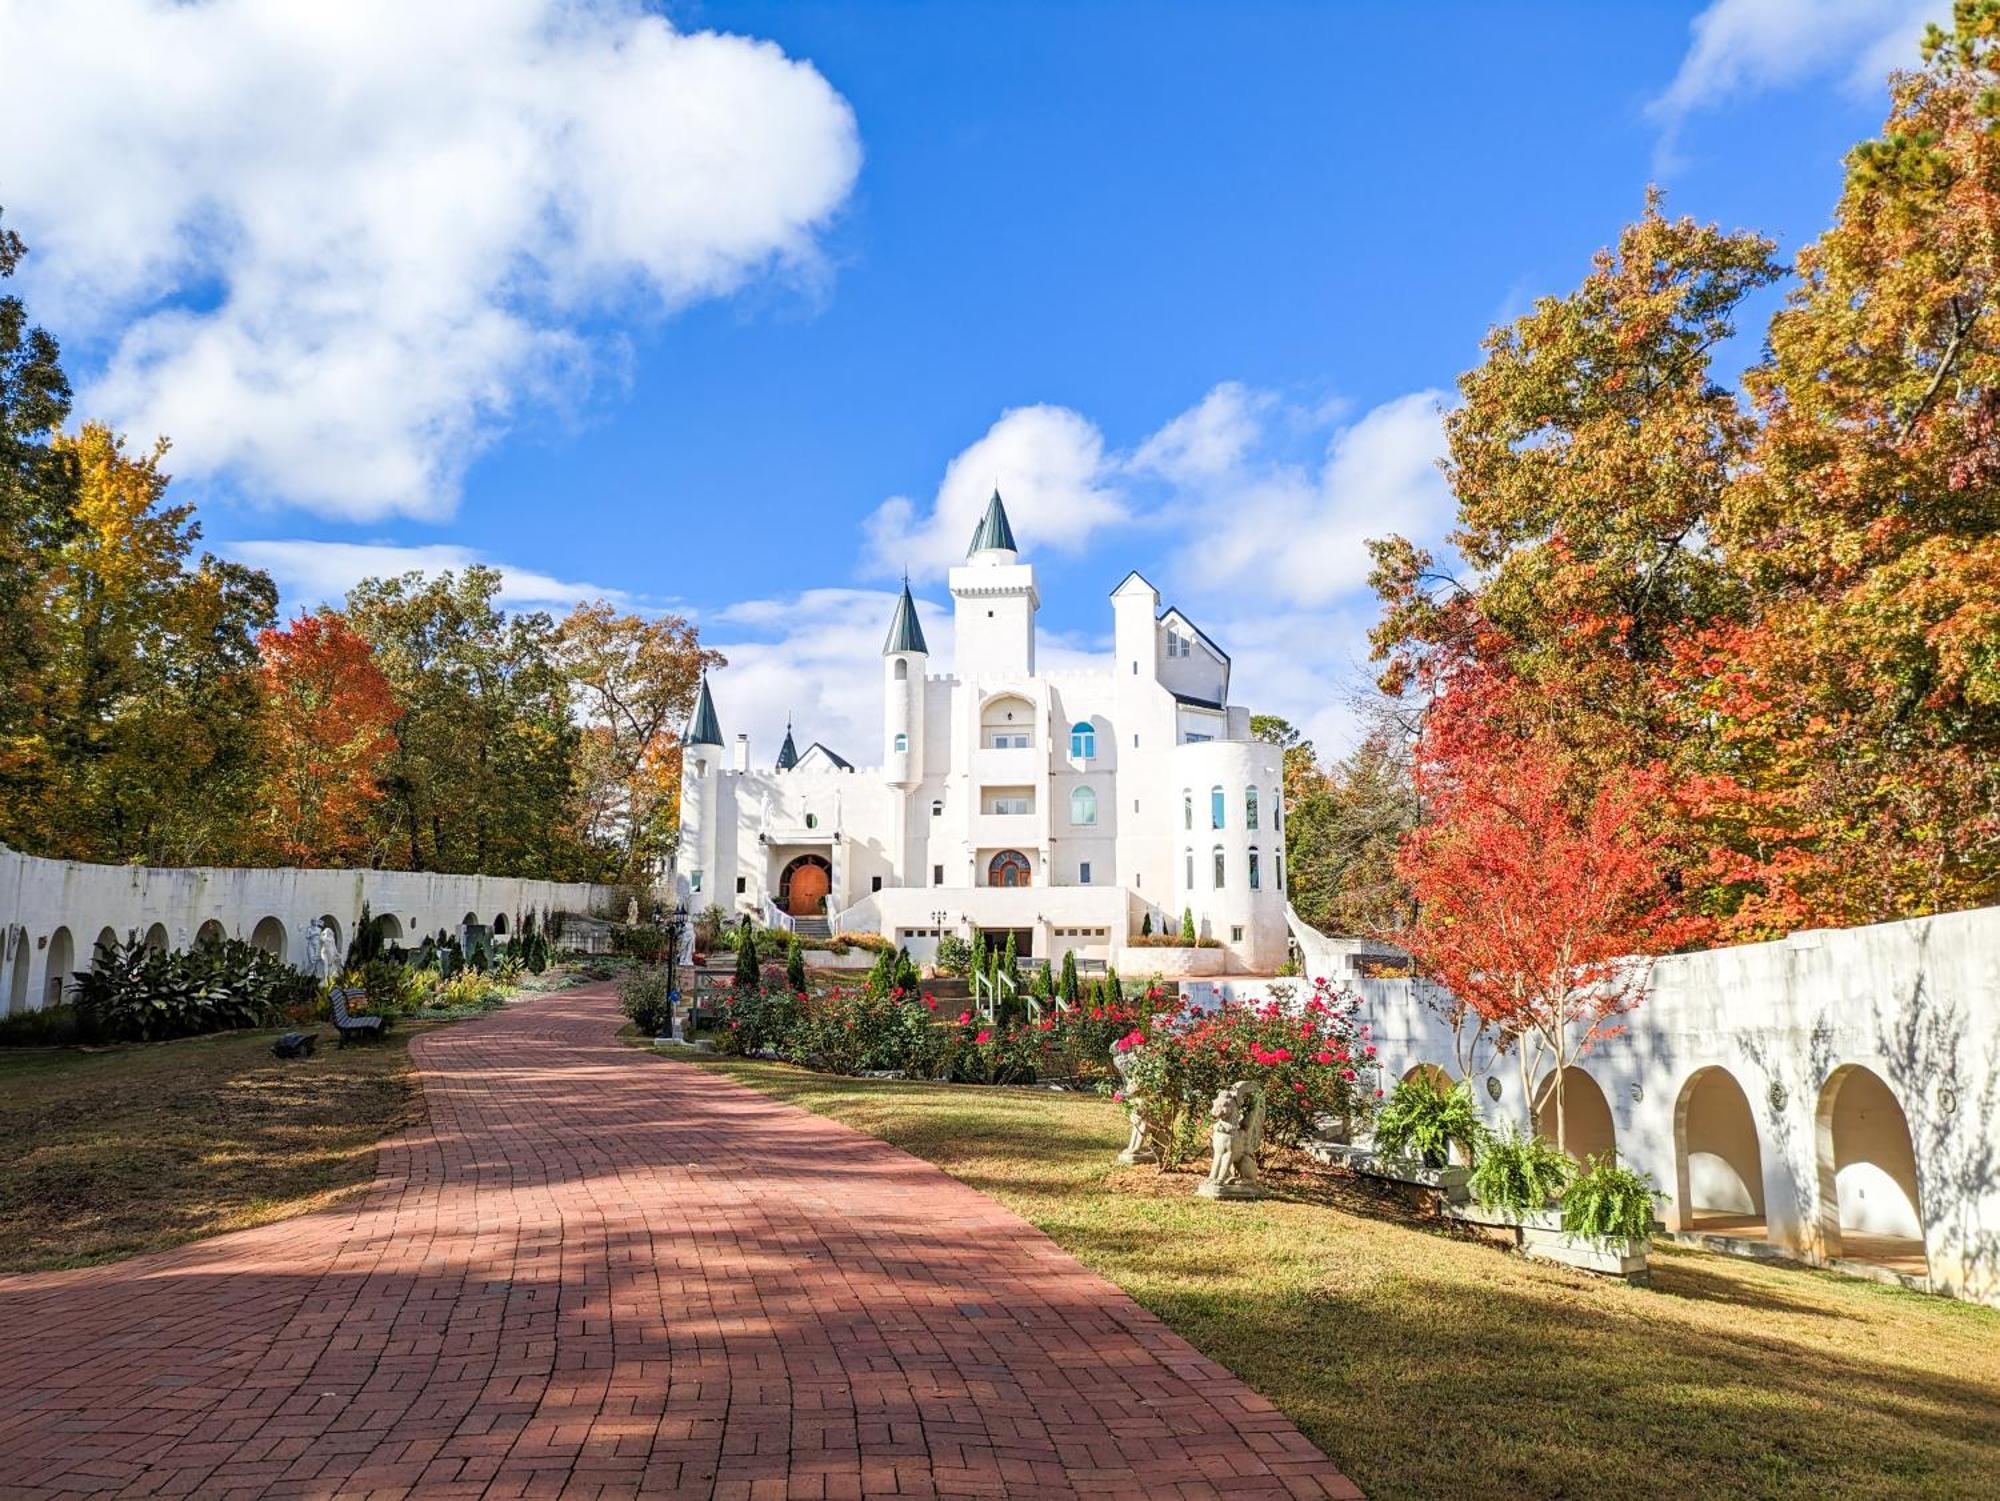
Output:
775,719,799,770
882,577,929,655
685,675,722,747
966,488,1018,557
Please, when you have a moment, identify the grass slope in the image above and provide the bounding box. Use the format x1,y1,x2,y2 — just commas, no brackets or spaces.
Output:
681,1054,2000,1501
0,1026,424,1270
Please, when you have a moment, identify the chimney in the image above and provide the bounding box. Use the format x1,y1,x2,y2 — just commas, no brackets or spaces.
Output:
733,733,749,773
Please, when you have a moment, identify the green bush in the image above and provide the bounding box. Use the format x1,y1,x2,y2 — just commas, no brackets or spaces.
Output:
619,966,676,1035
0,1003,84,1047
1561,1153,1667,1240
934,933,971,976
72,936,319,1043
1180,907,1197,944
785,934,807,992
1372,1074,1488,1169
1469,1130,1576,1214
734,921,760,987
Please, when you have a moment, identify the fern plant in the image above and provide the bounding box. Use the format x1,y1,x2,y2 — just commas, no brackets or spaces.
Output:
1372,1075,1488,1168
1560,1154,1666,1240
1469,1129,1576,1214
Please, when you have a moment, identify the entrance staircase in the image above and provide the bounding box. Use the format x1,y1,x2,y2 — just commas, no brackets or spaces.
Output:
792,916,832,941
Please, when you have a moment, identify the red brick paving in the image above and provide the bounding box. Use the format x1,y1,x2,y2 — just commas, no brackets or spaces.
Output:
0,986,1360,1500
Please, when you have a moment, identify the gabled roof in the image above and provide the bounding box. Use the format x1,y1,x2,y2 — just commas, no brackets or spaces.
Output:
794,742,853,772
966,488,1018,556
1158,606,1231,665
882,577,929,655
775,721,799,770
685,676,722,746
1110,569,1159,599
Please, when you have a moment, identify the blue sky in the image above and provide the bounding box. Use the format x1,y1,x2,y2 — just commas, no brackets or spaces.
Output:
0,0,1945,758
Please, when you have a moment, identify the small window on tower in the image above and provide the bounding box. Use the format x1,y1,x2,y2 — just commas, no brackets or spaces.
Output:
894,732,908,752
931,799,943,816
933,864,945,885
872,875,883,893
735,877,746,894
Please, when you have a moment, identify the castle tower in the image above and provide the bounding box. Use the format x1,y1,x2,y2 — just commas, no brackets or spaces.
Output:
680,675,724,901
949,489,1037,678
882,577,928,788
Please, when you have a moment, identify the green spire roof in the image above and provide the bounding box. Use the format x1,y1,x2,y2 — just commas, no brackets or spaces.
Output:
775,720,799,770
685,676,722,746
882,577,929,655
966,488,1018,556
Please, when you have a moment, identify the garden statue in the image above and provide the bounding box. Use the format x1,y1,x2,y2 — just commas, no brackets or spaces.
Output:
627,896,639,927
1110,1045,1159,1165
1197,1080,1266,1200
312,920,340,983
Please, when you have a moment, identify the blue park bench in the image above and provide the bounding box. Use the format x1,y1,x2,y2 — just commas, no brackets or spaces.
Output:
329,987,387,1047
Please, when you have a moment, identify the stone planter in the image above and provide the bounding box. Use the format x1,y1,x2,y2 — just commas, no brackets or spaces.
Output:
1301,1141,1472,1204
1112,944,1225,978
1451,1204,1650,1282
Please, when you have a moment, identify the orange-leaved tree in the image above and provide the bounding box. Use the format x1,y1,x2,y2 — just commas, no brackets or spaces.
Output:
1394,667,1700,1153
256,609,398,865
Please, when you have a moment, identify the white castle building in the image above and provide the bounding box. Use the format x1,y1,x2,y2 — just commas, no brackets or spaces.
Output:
676,491,1289,972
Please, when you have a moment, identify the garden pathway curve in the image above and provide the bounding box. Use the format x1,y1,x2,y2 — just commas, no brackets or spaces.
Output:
0,984,1359,1500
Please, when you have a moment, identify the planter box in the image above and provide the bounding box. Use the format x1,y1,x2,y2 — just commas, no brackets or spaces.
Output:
1112,945,1225,978
1303,1140,1472,1203
1450,1204,1650,1281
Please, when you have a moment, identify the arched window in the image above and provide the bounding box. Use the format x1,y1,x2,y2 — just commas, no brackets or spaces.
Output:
1248,847,1261,891
931,798,943,817
1210,785,1225,829
805,812,818,829
893,658,908,681
1185,851,1194,889
1183,790,1192,829
894,732,909,752
1212,845,1226,888
1070,721,1095,759
1246,786,1259,830
1070,786,1097,825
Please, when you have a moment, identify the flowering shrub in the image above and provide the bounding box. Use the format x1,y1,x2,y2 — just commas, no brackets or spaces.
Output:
1119,978,1375,1163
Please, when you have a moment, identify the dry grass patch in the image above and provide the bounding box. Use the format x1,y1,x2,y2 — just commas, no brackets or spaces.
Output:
0,1027,427,1270
684,1055,2000,1501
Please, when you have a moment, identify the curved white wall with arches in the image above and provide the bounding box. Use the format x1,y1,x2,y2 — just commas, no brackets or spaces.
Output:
0,842,623,1017
1291,903,2000,1308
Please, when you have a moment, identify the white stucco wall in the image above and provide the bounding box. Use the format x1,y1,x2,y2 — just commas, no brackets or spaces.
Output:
1290,906,2000,1307
0,843,622,1014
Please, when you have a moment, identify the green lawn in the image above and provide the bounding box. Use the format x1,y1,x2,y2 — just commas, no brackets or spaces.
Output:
679,1054,2000,1501
0,1025,425,1271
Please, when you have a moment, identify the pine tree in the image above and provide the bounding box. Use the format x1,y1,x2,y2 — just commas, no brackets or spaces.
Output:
785,933,806,993
1002,930,1017,979
1141,911,1152,937
1060,949,1079,1003
735,918,759,988
1180,908,1197,944
970,931,987,983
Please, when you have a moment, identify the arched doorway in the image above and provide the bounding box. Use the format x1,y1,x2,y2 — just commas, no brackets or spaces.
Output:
1401,1062,1455,1093
92,926,118,965
779,855,832,917
43,926,74,1009
492,912,509,935
5,932,28,1016
1532,1066,1616,1164
195,918,227,948
1673,1066,1765,1236
142,922,170,954
988,850,1031,888
980,694,1036,748
1817,1064,1927,1276
250,916,287,958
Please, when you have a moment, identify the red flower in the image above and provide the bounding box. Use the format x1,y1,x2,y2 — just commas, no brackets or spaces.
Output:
1313,1050,1335,1065
975,1029,992,1044
957,1011,972,1025
1341,1067,1357,1081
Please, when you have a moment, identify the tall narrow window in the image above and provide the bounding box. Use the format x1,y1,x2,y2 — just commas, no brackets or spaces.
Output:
1211,785,1225,829
894,732,908,752
1185,851,1194,889
893,659,908,681
1213,845,1226,888
1249,848,1261,891
1079,860,1092,885
1070,721,1095,759
1274,791,1282,832
1183,790,1192,829
1070,786,1097,826
1246,786,1259,830
1276,853,1284,890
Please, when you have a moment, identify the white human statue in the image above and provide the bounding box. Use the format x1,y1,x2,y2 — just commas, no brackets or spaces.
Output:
313,921,340,983
1110,1045,1158,1165
1197,1080,1266,1200
627,896,640,927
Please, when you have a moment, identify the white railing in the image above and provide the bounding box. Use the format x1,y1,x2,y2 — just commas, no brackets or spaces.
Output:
972,963,1019,1023
761,898,797,934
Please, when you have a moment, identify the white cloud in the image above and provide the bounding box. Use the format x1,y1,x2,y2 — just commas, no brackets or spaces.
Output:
228,539,631,613
1129,382,1271,483
1147,386,1452,609
0,0,860,520
863,403,1127,578
1651,0,1939,138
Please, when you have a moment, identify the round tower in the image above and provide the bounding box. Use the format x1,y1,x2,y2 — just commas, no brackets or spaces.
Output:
882,577,928,787
680,675,724,901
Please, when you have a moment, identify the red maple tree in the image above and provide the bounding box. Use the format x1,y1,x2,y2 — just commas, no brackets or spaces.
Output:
1394,667,1699,1153
256,609,398,865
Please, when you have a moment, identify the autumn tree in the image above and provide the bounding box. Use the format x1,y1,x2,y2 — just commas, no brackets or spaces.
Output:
1258,714,1418,936
256,610,398,865
553,601,723,882
30,423,274,864
1679,1,2000,935
1395,670,1696,1152
0,210,77,837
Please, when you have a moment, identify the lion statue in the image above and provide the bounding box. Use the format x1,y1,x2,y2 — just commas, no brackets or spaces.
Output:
1197,1080,1266,1199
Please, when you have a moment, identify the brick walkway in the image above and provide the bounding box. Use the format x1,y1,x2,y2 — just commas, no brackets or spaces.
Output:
0,986,1360,1500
